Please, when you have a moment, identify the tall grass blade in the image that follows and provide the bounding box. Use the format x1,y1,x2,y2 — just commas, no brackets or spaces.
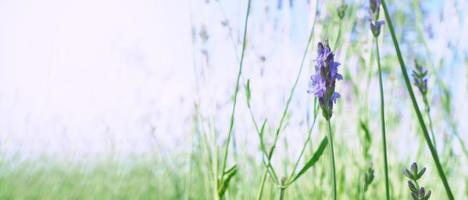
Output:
219,0,252,198
380,0,454,198
289,137,328,183
375,37,391,200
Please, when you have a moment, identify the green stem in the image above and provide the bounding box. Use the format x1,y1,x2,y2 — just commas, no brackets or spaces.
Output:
279,187,286,200
423,96,438,153
333,19,343,51
288,102,319,182
247,112,279,199
247,106,267,156
219,0,252,195
259,2,319,192
451,122,468,158
256,170,268,200
246,104,279,198
267,1,316,160
327,120,337,200
413,0,468,159
279,178,287,200
380,0,454,199
375,38,390,200
247,104,278,181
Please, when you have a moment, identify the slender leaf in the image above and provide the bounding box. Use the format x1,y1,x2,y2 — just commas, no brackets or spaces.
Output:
289,137,328,183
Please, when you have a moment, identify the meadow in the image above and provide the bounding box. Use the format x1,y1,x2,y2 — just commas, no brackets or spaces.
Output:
0,0,467,199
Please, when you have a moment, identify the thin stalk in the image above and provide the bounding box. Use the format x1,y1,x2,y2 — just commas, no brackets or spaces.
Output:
423,96,437,152
246,104,279,198
414,0,467,159
211,123,219,200
380,0,454,199
247,105,268,156
327,120,337,200
256,170,268,200
333,19,343,51
266,7,316,162
279,178,286,200
375,38,390,200
218,0,280,193
219,0,252,188
279,187,286,200
246,102,278,182
449,120,468,158
257,3,319,196
246,86,280,188
186,0,198,198
288,102,319,181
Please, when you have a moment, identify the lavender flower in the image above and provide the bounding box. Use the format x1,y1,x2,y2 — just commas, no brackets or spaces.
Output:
403,162,431,200
370,20,385,37
308,41,342,120
369,0,384,37
412,60,428,96
369,0,381,18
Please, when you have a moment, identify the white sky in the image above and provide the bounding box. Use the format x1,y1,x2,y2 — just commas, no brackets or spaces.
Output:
0,0,465,160
0,0,195,158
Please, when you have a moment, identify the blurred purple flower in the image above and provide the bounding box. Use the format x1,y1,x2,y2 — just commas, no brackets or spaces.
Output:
412,60,428,95
369,0,384,37
370,0,381,16
370,20,385,37
308,42,342,119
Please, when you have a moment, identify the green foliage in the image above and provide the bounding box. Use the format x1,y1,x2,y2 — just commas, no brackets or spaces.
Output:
289,137,328,183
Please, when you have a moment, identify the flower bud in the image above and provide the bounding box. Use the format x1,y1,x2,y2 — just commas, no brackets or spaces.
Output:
337,4,348,20
369,0,381,19
370,20,385,37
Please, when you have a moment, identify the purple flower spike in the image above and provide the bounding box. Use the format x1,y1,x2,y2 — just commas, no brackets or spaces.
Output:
308,41,342,120
369,0,384,37
370,20,385,37
369,0,381,16
412,60,428,95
